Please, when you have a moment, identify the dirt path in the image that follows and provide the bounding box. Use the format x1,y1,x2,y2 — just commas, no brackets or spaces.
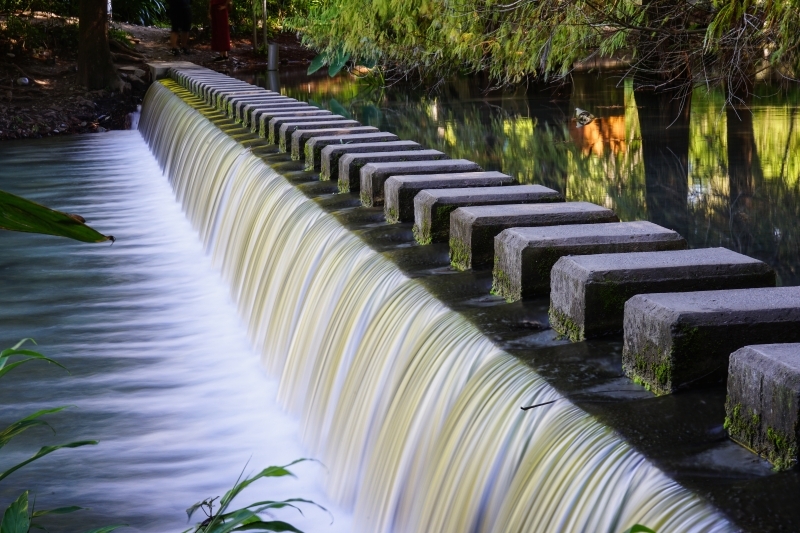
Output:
0,22,314,141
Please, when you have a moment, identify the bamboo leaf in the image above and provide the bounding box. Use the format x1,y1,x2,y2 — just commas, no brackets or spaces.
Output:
0,189,114,243
80,526,127,533
31,505,84,518
231,521,304,532
0,441,98,483
623,526,657,533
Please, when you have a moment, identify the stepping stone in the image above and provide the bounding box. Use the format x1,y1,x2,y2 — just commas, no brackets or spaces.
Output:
449,202,617,270
277,120,363,152
253,109,331,135
338,151,448,193
266,115,349,145
725,343,800,471
290,127,381,160
387,174,531,225
221,93,288,115
493,221,686,301
550,247,775,342
319,141,422,179
242,103,312,128
306,134,402,172
412,184,564,245
360,160,482,207
622,287,800,396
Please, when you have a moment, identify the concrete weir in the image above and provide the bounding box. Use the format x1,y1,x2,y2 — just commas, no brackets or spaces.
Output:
338,150,448,193
359,160,483,206
290,127,380,160
622,287,800,396
449,202,618,270
725,344,800,471
385,172,523,224
307,134,402,172
411,184,563,244
319,141,422,179
549,247,776,342
492,221,687,302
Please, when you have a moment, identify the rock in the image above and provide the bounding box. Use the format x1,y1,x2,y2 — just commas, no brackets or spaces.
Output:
16,77,29,86
96,126,106,132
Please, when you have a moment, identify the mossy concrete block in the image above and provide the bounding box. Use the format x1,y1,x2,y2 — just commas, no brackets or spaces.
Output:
207,86,263,107
449,202,617,271
236,100,305,125
339,150,447,193
550,247,775,342
622,287,800,396
360,160,482,207
725,344,800,470
290,127,380,160
494,221,686,302
305,134,401,172
269,116,353,147
255,108,328,137
245,105,315,130
149,61,197,80
319,141,422,180
387,173,522,225
224,94,289,119
411,183,558,241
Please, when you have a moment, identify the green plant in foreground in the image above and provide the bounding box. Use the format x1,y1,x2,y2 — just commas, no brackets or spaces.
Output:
184,459,330,533
624,525,657,533
0,339,125,533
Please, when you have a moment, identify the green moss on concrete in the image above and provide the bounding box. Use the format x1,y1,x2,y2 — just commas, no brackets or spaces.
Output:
725,399,798,470
766,427,798,471
360,190,372,207
591,282,630,315
491,263,518,302
413,222,431,245
548,306,584,342
278,135,288,153
338,179,351,194
724,402,760,447
431,205,456,241
258,120,267,139
623,340,673,396
385,205,399,224
449,237,472,271
304,144,316,172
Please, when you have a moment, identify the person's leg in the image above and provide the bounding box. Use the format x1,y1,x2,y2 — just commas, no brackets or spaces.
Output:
170,31,180,55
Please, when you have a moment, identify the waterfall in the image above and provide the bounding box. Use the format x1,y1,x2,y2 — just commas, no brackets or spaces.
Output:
139,80,733,533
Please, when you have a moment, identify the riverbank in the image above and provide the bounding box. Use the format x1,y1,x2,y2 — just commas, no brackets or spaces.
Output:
0,21,314,141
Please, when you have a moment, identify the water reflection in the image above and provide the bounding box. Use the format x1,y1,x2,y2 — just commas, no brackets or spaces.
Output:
249,69,799,285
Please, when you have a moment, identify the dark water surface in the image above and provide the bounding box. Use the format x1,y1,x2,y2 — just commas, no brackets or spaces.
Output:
0,133,350,532
234,68,800,531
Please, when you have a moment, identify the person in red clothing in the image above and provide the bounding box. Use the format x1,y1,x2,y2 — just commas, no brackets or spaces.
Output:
209,0,232,61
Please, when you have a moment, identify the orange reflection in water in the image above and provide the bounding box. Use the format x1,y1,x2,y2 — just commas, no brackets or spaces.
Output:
569,115,627,156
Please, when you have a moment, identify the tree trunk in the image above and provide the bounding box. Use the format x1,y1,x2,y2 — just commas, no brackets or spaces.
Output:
252,0,258,50
78,0,122,91
262,0,267,47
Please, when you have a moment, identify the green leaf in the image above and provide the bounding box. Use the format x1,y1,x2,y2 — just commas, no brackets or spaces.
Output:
0,441,98,483
357,56,376,69
231,520,304,532
327,98,351,120
0,407,71,450
307,53,327,75
623,526,657,533
328,50,350,77
0,189,114,243
1,492,30,533
32,505,84,518
80,526,127,533
0,355,68,380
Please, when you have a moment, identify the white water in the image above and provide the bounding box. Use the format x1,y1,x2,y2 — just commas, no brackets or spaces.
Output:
138,80,737,532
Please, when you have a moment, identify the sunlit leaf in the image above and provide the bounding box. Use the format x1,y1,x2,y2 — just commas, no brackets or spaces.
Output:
0,189,114,243
328,50,350,77
307,53,327,75
1,492,30,533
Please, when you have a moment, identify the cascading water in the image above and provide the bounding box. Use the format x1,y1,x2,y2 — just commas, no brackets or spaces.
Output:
139,80,734,532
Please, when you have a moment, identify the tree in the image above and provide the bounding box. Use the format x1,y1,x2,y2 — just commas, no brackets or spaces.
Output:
78,0,124,91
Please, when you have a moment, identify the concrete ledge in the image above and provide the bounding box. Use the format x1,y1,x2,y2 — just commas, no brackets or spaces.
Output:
725,344,800,471
256,109,328,137
622,287,800,396
227,96,295,121
291,127,380,160
387,173,525,224
148,61,197,80
360,160,482,207
278,120,363,152
492,221,686,302
320,141,422,179
449,202,617,270
222,94,286,117
306,134,401,172
267,115,347,145
243,104,314,128
338,151,447,193
549,247,775,342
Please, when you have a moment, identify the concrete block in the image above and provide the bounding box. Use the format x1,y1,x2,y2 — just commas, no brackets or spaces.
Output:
360,160,482,207
267,115,347,145
338,151,448,193
306,134,401,172
242,103,311,128
449,202,618,271
221,93,286,116
319,141,422,179
622,287,800,396
277,120,363,152
492,221,686,302
388,175,533,225
550,247,775,342
227,95,294,120
725,344,800,471
414,184,563,245
253,110,330,136
148,61,196,80
290,127,380,160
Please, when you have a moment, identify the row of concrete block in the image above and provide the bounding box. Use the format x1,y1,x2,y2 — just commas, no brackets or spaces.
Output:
164,64,799,471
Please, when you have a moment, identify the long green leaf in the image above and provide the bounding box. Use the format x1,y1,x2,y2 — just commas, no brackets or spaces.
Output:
328,50,350,77
0,189,114,243
0,441,98,482
307,53,327,75
220,459,314,508
623,526,657,533
31,505,84,518
232,521,303,532
0,408,67,449
80,526,127,533
1,492,30,533
0,355,68,380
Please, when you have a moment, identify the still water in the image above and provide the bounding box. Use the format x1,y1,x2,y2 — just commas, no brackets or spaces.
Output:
250,68,800,286
0,133,351,532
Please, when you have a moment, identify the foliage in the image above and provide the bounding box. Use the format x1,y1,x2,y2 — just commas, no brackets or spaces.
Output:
0,189,114,243
183,459,329,533
288,0,800,101
0,340,125,533
623,526,657,533
111,0,166,27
